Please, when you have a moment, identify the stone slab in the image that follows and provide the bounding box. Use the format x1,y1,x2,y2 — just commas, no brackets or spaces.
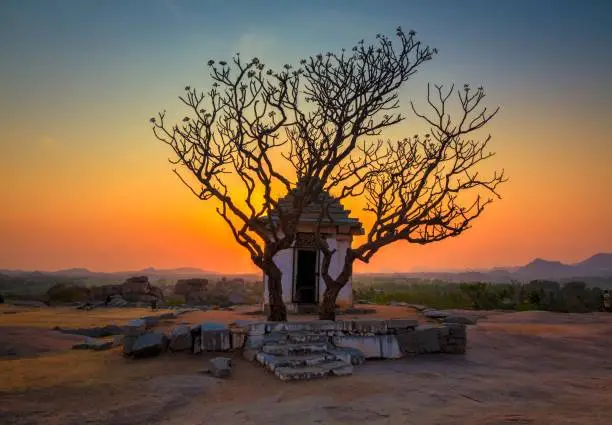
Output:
328,346,366,365
262,342,327,356
333,335,382,359
274,365,329,381
351,319,388,335
387,318,419,331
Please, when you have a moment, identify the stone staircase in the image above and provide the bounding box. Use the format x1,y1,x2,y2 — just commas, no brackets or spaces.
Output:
253,331,357,381
194,318,468,382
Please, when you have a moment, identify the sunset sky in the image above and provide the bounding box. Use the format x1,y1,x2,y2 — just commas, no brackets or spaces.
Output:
1,0,611,274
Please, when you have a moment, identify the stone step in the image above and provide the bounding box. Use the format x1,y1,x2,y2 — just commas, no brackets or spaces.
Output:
262,342,328,356
285,332,330,344
274,359,353,381
255,352,338,371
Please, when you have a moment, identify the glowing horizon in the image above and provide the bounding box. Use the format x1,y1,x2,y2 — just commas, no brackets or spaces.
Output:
1,0,611,274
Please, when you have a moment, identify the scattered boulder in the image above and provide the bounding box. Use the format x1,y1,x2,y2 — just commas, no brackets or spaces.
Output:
122,276,151,294
169,325,192,352
130,332,168,358
208,357,232,378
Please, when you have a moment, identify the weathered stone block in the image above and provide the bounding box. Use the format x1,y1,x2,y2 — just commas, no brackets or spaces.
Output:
262,342,327,356
414,325,441,353
274,365,329,381
258,353,335,371
379,334,402,359
351,319,388,335
263,332,288,344
169,325,192,352
209,357,232,378
333,335,381,358
131,331,168,358
200,329,231,352
309,320,337,332
244,334,265,349
247,322,267,336
395,331,419,355
286,332,329,344
387,318,419,331
192,336,201,354
230,330,246,350
328,346,366,365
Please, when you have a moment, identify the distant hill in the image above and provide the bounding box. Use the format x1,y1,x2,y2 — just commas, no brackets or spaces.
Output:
355,252,612,284
1,253,611,284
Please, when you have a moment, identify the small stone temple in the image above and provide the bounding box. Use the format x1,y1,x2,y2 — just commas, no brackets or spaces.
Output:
261,184,364,313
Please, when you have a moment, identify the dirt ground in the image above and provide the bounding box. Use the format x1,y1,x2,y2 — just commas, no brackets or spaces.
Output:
1,304,611,425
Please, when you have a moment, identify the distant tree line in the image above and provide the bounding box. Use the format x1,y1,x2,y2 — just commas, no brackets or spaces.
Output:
353,280,607,313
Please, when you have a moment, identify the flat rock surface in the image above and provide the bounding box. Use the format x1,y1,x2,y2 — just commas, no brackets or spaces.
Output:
2,305,612,424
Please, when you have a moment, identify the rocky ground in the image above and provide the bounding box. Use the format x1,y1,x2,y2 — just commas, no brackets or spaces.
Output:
1,304,611,425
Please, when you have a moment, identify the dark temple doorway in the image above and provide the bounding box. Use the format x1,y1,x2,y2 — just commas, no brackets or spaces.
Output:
294,249,318,304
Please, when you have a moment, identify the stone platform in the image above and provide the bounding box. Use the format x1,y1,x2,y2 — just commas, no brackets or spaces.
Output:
189,318,468,381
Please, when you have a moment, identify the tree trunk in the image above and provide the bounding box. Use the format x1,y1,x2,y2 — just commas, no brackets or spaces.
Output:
319,283,342,321
266,266,287,322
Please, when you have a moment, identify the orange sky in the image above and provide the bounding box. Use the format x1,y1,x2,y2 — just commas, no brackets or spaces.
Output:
1,1,611,273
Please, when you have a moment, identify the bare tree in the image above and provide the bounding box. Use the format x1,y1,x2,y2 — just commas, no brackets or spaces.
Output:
151,28,502,320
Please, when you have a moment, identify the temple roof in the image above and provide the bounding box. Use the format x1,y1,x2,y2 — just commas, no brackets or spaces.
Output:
258,180,364,234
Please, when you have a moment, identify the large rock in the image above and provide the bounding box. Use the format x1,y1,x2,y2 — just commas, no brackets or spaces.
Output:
130,332,168,358
208,357,232,378
122,276,151,294
169,325,192,352
174,278,208,296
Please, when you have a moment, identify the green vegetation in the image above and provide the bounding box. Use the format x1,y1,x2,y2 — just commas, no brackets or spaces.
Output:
353,280,606,313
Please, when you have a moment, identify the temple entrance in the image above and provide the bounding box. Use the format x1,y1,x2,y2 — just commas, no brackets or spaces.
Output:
294,249,318,304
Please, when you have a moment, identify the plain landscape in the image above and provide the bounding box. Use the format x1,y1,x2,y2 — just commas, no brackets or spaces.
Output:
1,304,612,425
1,253,612,425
